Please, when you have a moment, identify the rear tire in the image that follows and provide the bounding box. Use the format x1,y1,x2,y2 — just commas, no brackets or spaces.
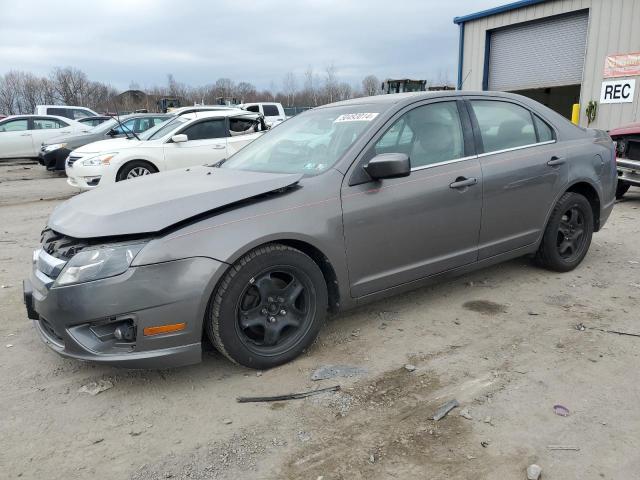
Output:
205,244,328,369
535,192,594,272
616,181,630,199
116,160,157,182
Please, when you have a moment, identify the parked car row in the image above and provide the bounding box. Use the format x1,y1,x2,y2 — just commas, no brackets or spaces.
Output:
65,109,265,189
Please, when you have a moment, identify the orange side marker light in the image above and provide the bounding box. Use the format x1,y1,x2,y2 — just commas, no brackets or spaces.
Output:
143,322,186,336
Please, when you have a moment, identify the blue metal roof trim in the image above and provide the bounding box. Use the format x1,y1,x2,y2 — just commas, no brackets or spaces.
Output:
453,0,549,24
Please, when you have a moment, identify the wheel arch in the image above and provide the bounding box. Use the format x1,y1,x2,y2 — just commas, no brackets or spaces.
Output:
565,180,601,231
116,159,159,180
222,237,341,314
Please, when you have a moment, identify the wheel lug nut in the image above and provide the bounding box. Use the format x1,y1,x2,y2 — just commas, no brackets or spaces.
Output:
261,308,267,315
268,297,274,302
277,297,284,303
268,316,277,323
280,309,287,316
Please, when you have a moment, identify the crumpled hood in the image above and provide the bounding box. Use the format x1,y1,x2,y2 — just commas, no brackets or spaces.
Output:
73,137,143,154
49,166,303,238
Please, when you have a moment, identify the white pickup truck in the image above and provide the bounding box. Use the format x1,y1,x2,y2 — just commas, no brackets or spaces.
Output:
237,102,287,127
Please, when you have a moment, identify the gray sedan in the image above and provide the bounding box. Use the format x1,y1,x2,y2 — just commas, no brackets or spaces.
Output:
24,91,616,369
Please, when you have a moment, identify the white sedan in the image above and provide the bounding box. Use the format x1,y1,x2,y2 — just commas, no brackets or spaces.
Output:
65,110,266,190
0,115,89,159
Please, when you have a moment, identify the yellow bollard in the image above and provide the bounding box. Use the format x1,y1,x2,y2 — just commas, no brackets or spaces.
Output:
571,104,580,125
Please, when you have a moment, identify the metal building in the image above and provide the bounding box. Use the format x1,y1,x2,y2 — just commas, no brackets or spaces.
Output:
454,0,640,130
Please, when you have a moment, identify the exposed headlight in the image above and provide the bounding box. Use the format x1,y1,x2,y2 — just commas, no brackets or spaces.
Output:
53,243,145,287
81,152,118,166
44,143,67,152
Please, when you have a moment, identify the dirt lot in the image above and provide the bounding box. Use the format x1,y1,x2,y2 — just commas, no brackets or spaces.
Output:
1,160,639,480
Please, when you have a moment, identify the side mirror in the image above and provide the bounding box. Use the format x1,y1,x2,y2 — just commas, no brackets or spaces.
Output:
171,134,188,143
364,153,411,180
107,128,118,136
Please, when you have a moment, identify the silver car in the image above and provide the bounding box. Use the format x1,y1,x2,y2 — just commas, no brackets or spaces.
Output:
23,91,616,369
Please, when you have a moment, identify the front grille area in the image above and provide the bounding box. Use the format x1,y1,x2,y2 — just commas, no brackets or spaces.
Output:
66,155,81,167
41,229,90,260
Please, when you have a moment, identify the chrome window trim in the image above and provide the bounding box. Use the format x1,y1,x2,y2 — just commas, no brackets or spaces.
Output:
411,155,478,172
477,140,556,158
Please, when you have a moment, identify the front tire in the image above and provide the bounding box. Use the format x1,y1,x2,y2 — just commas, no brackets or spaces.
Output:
616,181,630,199
206,244,328,369
535,192,594,272
116,160,158,182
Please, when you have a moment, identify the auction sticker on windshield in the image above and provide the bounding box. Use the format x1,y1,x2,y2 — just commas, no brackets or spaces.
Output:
334,113,379,123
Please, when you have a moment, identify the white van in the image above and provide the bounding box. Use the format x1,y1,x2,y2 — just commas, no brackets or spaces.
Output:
34,105,99,121
237,102,286,127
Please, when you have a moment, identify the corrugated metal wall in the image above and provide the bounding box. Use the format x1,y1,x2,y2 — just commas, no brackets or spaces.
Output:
460,0,640,130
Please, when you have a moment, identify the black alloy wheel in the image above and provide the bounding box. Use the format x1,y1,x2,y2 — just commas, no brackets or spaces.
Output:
556,206,588,262
206,244,328,369
536,192,594,272
236,267,314,354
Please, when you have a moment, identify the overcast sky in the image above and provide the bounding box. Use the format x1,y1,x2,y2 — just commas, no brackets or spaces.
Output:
0,0,500,91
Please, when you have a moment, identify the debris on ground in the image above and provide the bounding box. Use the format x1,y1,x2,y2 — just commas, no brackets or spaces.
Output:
222,418,233,425
432,399,459,421
1,284,11,288
484,416,492,424
404,364,416,372
311,365,367,381
576,322,586,331
527,463,542,480
553,404,570,417
6,344,13,348
480,440,490,448
237,385,340,403
459,408,473,420
547,445,580,451
78,379,113,396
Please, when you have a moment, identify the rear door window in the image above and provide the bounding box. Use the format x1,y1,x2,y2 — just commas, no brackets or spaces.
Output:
47,107,70,118
181,118,227,140
245,105,260,113
262,105,280,116
470,100,537,153
34,118,67,129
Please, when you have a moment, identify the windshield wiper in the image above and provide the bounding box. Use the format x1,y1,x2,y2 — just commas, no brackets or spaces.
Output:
207,158,227,168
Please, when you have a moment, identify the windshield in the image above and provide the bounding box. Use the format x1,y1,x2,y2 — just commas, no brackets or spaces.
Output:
142,116,186,140
221,105,384,175
88,117,118,133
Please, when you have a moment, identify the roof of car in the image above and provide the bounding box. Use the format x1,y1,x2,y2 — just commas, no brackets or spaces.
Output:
180,110,259,121
319,90,540,109
0,114,83,123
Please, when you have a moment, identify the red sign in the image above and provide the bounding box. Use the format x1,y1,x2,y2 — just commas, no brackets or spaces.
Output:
604,52,640,78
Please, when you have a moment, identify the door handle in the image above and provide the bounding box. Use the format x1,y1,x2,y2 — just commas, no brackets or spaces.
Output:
20,133,32,136
211,144,225,149
449,177,477,189
547,156,566,166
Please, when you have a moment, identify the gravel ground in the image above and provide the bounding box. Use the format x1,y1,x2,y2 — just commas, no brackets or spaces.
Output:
1,161,639,479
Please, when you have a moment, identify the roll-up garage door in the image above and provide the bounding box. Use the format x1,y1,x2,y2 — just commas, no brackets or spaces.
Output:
488,10,589,91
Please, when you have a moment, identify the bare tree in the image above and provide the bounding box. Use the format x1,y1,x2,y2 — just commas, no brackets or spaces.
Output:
324,63,339,104
361,74,380,97
235,81,257,103
0,71,21,114
282,72,297,107
50,67,92,105
303,66,318,107
337,82,353,101
214,78,235,102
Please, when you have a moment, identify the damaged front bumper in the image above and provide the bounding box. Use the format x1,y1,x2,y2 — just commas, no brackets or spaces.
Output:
24,251,225,368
